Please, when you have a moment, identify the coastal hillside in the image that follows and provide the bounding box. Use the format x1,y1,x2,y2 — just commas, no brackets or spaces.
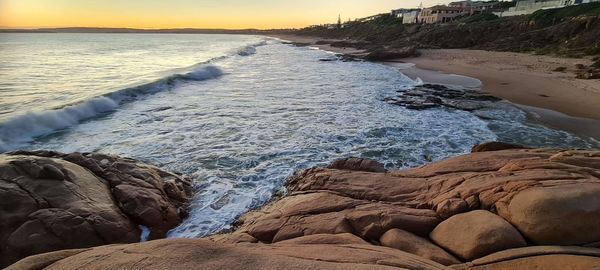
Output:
292,3,600,58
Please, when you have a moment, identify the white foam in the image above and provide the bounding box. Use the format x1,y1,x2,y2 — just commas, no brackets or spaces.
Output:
0,65,224,151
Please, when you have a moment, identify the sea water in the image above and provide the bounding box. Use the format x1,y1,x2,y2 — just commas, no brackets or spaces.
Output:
0,33,596,238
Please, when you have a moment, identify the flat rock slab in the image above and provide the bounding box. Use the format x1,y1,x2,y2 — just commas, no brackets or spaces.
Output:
8,238,452,270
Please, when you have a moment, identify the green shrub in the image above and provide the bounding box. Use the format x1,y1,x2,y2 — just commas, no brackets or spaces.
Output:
459,13,500,23
530,2,600,26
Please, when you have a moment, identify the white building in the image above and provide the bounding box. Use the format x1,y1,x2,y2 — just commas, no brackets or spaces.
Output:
494,0,573,17
391,9,422,24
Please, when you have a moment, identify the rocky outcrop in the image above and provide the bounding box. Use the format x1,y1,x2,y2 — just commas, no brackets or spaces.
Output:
383,84,502,112
363,46,420,61
7,146,600,269
217,147,600,267
0,151,192,267
429,210,526,261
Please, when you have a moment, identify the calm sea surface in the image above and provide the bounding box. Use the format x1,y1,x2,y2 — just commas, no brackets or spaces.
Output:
0,33,596,238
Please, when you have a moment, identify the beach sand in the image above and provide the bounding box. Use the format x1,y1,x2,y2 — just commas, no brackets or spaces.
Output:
269,34,600,141
397,49,600,140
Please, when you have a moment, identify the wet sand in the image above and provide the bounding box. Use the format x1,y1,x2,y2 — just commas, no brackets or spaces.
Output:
269,34,600,141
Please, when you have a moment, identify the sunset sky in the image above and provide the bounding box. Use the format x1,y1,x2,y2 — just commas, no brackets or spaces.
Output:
0,0,452,29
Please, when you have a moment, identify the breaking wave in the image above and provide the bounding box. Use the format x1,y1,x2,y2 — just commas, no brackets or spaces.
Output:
0,39,274,152
0,65,224,152
236,41,267,56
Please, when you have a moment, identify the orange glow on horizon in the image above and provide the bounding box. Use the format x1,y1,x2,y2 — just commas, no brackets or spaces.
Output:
0,0,450,29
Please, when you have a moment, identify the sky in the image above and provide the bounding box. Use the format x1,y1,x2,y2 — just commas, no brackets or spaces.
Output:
0,0,451,29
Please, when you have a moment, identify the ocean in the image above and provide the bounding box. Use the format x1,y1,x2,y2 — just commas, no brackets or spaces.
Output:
0,33,597,238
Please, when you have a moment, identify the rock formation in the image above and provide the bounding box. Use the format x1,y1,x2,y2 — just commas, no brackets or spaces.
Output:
0,151,192,267
6,144,600,269
383,84,502,112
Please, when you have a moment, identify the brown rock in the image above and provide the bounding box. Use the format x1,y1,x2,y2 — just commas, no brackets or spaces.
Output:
380,229,461,265
230,148,600,262
8,150,193,239
471,142,527,153
0,152,193,267
209,232,259,244
275,233,368,245
327,157,386,172
6,249,90,270
430,210,526,261
435,198,468,219
455,246,600,270
497,184,600,245
9,238,452,270
0,155,139,267
345,204,440,240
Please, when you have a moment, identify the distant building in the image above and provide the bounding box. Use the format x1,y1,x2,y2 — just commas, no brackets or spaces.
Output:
494,0,574,17
419,5,468,23
449,1,502,14
391,8,422,24
403,10,422,24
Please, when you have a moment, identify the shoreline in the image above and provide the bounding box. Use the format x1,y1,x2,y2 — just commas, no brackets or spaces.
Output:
268,34,600,141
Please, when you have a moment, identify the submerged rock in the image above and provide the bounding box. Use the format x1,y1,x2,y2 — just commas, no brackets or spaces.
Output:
0,151,192,267
385,83,502,112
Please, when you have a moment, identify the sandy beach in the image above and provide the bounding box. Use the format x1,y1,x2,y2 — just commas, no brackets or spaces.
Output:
397,49,600,140
269,34,600,140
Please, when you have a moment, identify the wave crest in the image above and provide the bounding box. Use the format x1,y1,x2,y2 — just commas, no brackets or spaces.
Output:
0,65,223,151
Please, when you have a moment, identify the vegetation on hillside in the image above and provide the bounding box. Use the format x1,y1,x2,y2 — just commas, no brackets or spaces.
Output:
290,3,600,57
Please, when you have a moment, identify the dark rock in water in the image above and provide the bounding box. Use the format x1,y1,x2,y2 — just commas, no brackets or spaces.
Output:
0,151,193,267
364,46,420,61
289,42,312,47
318,58,337,62
327,157,386,172
384,83,502,112
329,40,373,50
471,142,528,153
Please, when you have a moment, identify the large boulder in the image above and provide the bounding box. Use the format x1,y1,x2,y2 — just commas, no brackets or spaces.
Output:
8,238,451,270
380,229,461,266
497,184,600,245
0,151,192,267
429,210,526,261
